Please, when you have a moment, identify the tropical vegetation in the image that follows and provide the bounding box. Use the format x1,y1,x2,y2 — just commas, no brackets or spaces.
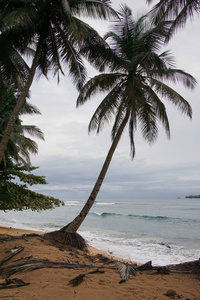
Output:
60,5,196,234
147,0,200,38
0,0,118,164
0,84,44,165
0,84,63,211
0,158,62,211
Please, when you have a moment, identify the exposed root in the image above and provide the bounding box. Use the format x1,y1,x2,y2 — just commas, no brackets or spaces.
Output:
44,230,88,251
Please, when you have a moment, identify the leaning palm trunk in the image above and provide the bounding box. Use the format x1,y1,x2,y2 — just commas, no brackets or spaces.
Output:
61,113,130,233
0,44,41,164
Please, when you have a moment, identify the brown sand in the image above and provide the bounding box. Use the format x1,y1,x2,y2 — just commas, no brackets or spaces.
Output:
0,226,199,300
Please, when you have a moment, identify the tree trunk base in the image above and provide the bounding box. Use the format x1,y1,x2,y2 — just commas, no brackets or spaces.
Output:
44,230,88,251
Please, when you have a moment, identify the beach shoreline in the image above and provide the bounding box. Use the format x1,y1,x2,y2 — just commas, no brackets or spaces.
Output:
0,225,199,299
0,225,136,264
1,197,199,266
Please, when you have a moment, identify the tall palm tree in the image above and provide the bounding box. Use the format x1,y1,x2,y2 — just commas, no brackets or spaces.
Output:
0,0,118,163
0,84,44,166
60,5,196,234
147,0,200,37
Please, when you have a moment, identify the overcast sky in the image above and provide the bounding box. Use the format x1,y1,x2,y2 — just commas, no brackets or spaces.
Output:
22,0,200,200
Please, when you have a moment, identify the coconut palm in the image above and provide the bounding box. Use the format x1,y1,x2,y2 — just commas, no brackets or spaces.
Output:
0,0,118,163
0,84,44,166
60,5,196,234
147,0,200,37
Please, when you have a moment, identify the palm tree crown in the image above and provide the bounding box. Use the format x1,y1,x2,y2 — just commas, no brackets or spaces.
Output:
147,0,200,37
78,5,196,158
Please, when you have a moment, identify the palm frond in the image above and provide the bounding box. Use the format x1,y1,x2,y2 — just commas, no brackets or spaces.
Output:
77,73,125,106
152,68,197,90
151,78,192,118
115,261,137,281
147,0,200,36
143,84,170,139
70,0,119,20
137,100,159,144
58,25,87,90
88,82,126,133
19,125,45,141
20,102,42,116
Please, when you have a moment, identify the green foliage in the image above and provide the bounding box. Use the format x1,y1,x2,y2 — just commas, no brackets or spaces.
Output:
0,83,44,165
147,0,200,38
78,6,196,159
0,85,64,211
0,158,64,211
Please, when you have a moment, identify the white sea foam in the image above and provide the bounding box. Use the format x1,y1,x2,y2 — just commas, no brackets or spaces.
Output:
80,230,200,266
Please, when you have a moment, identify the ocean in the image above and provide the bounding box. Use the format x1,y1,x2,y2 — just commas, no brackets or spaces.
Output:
0,198,200,266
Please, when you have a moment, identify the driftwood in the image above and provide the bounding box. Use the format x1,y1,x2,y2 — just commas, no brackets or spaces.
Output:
166,258,200,274
0,233,42,242
0,258,114,277
136,259,200,274
0,254,199,279
0,247,24,267
0,278,30,289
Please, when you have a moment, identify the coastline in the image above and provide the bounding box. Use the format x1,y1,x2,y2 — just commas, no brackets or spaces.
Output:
0,225,135,264
0,225,199,299
1,197,200,266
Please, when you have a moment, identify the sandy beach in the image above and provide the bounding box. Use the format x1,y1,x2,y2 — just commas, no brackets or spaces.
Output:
0,226,199,300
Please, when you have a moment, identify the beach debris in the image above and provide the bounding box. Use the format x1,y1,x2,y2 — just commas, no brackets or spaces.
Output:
0,278,30,289
152,266,170,275
0,247,24,267
115,261,137,283
0,258,113,277
68,268,105,286
137,261,153,271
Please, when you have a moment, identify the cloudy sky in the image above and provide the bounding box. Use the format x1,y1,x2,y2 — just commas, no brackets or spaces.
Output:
22,0,200,200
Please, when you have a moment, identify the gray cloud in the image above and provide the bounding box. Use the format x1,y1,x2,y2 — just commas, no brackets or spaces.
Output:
22,0,200,201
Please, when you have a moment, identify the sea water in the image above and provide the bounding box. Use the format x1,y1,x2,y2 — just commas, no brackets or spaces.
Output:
0,198,200,266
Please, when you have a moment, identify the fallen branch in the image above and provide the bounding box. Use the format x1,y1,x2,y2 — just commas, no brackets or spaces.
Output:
0,233,42,243
0,247,24,267
0,278,30,289
0,258,114,277
166,258,200,274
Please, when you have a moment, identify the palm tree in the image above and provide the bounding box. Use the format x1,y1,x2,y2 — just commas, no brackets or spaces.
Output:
0,0,118,163
147,0,200,37
0,86,63,211
0,84,44,166
59,5,196,235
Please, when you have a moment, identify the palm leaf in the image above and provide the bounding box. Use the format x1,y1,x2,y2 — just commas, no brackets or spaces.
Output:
70,0,119,20
115,261,137,281
88,82,126,133
150,78,193,118
147,0,200,37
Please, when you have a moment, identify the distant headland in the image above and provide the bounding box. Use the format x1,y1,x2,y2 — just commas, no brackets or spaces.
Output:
185,195,200,199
